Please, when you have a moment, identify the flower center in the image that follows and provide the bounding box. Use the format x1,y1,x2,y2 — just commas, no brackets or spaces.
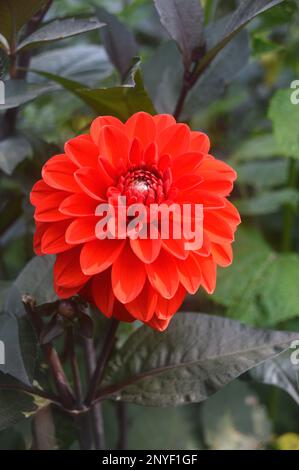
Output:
117,168,165,205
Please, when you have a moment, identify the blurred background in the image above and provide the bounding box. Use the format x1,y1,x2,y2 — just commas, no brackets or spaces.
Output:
0,0,299,450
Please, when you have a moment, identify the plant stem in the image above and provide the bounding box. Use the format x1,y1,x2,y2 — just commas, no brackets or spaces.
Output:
68,328,83,405
116,402,129,450
22,295,76,409
82,335,106,450
85,319,119,406
31,405,56,450
281,157,297,252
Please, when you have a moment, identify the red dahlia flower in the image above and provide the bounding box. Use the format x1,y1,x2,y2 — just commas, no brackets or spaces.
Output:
30,112,240,331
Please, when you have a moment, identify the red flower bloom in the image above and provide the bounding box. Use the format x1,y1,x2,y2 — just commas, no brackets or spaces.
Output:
30,112,240,331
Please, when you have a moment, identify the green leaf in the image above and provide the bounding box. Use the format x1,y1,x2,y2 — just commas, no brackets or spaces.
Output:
268,88,299,159
100,312,298,406
0,47,8,78
153,0,205,68
251,349,299,405
17,17,105,51
95,7,138,80
236,160,288,189
5,255,56,318
235,188,299,216
0,80,53,110
142,41,183,114
33,59,156,120
0,0,46,47
0,312,37,385
214,227,299,326
0,376,36,431
231,134,281,162
201,380,272,449
193,0,285,79
0,135,33,175
184,29,249,117
29,44,113,84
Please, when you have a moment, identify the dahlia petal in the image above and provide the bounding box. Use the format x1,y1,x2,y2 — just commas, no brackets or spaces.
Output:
65,134,99,168
111,243,147,303
174,174,203,191
219,200,241,225
177,189,225,209
80,239,125,275
189,131,210,154
157,124,190,158
199,156,237,181
112,301,135,323
144,142,158,166
198,255,217,294
146,315,171,332
33,223,48,255
74,167,107,200
30,180,54,206
199,179,234,197
153,114,176,131
54,247,90,288
41,220,72,254
125,281,157,322
130,237,161,264
172,152,204,179
90,116,124,146
55,283,84,299
91,270,115,317
211,242,233,267
42,154,80,192
65,217,98,244
128,138,143,166
59,193,98,217
155,284,186,319
125,112,156,146
99,125,130,167
162,238,188,260
34,192,71,222
146,249,179,299
176,253,201,294
204,212,235,243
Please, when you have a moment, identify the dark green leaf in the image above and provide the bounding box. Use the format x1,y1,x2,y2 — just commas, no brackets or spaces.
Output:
33,59,156,120
0,80,53,110
193,0,284,78
251,349,299,405
17,17,105,51
96,7,138,80
0,135,33,175
5,256,56,318
0,376,36,431
101,312,298,406
153,0,205,68
142,41,183,114
184,29,249,117
29,44,113,85
0,312,37,384
0,0,46,47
